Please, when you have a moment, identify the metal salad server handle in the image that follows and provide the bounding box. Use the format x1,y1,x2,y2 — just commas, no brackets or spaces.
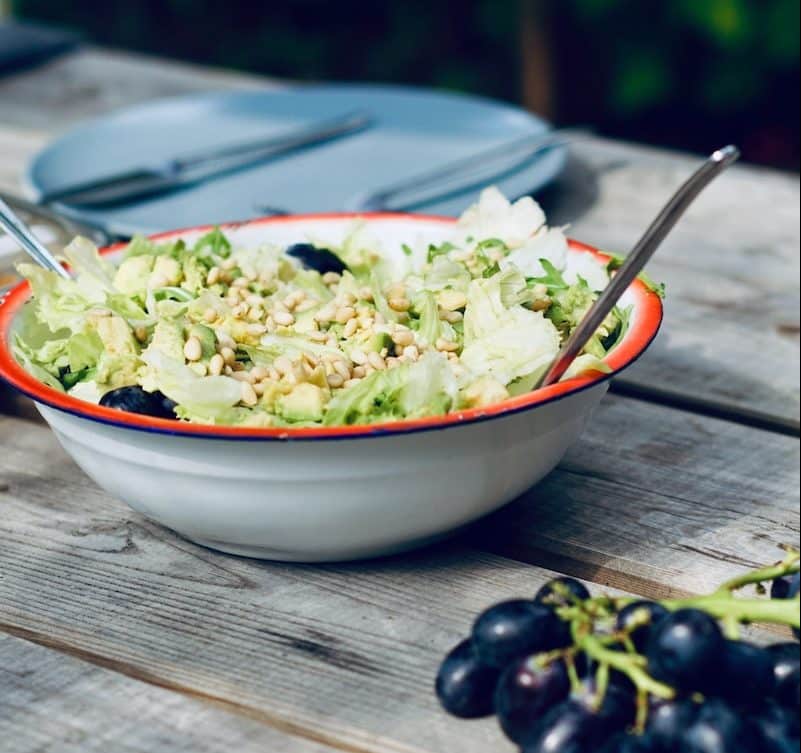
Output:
535,144,740,389
0,195,71,279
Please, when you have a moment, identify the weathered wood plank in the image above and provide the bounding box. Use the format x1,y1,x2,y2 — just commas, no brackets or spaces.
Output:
0,397,796,753
0,633,336,753
473,393,800,598
548,140,800,422
0,47,273,133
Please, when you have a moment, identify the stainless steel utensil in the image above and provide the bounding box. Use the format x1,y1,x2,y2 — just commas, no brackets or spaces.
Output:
0,195,70,279
348,127,588,212
535,145,740,389
38,110,373,208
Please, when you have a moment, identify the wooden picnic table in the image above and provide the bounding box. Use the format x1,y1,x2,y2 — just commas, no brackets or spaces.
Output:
0,48,799,753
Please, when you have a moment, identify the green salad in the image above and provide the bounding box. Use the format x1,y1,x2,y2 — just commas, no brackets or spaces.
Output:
13,188,633,428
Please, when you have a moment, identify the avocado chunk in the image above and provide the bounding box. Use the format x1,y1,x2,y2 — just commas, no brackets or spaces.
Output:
279,382,327,422
188,323,217,359
113,256,154,299
148,319,185,362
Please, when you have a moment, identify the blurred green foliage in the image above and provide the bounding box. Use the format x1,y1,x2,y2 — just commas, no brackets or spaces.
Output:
12,0,799,168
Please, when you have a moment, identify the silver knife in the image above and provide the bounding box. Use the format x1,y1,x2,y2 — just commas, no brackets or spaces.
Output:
38,110,373,208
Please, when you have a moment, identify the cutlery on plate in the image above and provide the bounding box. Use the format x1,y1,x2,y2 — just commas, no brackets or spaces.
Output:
347,127,588,212
535,145,740,389
37,110,373,208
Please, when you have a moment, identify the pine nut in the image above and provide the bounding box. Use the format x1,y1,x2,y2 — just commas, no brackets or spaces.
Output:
253,381,266,396
247,323,267,336
391,329,414,347
221,258,237,271
388,297,410,312
322,272,341,285
436,337,459,352
336,306,356,324
183,336,202,362
309,331,328,343
333,360,351,380
209,354,225,376
231,370,255,383
217,332,235,350
444,310,463,323
327,373,345,388
295,299,317,313
350,348,368,365
134,326,148,343
206,267,221,285
251,366,269,381
402,345,419,361
351,365,366,379
343,378,362,389
221,347,237,365
367,352,386,370
273,310,295,327
247,306,264,322
240,382,258,406
343,318,359,338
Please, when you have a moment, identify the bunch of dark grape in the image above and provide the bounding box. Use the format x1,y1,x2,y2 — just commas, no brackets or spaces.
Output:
436,550,800,752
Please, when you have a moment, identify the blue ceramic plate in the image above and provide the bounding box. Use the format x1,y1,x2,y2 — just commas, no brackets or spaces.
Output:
26,84,566,237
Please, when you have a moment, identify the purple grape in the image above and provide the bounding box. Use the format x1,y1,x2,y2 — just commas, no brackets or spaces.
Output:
767,642,800,709
615,601,669,653
435,639,500,718
521,699,608,753
680,698,760,753
708,640,775,709
495,656,570,745
646,609,725,693
471,600,564,669
646,697,699,751
535,577,591,608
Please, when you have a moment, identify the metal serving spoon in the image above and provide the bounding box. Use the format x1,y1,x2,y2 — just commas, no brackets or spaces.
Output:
0,195,70,279
535,144,740,389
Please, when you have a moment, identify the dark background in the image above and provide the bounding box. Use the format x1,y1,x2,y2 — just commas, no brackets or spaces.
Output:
12,0,801,170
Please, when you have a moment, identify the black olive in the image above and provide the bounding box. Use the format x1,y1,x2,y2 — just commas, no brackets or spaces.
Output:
99,386,178,420
285,243,348,274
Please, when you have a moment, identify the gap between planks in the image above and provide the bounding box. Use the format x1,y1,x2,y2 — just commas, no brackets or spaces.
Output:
611,377,801,439
0,622,412,753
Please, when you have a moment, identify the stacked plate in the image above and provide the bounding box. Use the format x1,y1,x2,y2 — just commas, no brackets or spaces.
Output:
24,84,567,238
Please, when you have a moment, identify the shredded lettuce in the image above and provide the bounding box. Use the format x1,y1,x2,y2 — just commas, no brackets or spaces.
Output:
11,187,647,427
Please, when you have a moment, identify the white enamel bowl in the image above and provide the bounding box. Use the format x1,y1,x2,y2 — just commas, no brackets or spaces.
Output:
0,215,663,562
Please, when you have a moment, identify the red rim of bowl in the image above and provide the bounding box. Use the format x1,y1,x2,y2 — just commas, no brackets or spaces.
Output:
0,213,663,441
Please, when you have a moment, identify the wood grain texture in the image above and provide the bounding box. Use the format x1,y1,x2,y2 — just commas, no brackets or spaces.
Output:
0,47,274,133
0,396,796,753
0,49,798,422
546,141,800,422
0,633,336,753
472,394,800,598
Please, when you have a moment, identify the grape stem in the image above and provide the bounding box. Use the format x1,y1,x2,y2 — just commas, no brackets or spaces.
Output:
664,593,800,628
545,548,799,734
578,634,675,699
716,551,799,594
